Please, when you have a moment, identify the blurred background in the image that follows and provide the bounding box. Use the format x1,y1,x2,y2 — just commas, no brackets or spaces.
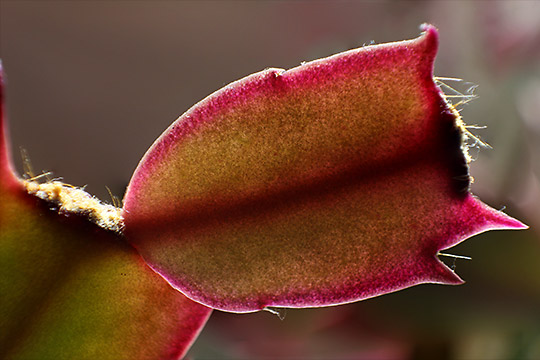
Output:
1,1,539,359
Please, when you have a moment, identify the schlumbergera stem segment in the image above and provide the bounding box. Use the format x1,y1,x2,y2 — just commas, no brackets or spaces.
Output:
123,24,527,313
0,64,211,360
0,24,528,360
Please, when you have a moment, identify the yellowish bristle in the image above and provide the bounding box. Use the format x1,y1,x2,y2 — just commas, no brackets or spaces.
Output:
24,180,124,233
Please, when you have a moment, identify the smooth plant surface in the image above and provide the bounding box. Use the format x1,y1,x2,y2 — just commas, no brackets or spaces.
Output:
123,25,526,313
0,65,211,360
0,24,528,359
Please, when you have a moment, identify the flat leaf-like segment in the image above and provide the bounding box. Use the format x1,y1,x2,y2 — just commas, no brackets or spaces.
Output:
0,66,211,359
0,185,211,359
123,25,526,312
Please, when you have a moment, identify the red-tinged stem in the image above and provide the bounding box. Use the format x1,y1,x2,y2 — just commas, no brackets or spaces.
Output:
0,62,22,192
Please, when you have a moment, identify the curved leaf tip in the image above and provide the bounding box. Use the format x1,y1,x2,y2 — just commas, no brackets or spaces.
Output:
123,25,526,312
